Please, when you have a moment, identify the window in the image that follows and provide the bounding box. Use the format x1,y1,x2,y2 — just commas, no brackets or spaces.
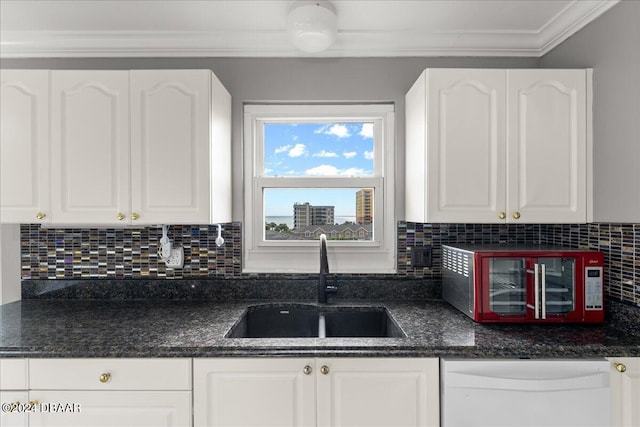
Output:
243,104,395,273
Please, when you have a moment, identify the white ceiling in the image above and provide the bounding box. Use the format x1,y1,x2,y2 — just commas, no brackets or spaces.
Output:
0,0,620,58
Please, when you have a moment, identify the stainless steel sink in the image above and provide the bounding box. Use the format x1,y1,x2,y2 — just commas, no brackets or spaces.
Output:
226,304,405,338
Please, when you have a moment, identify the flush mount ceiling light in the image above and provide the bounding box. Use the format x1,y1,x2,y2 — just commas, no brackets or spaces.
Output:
286,0,338,53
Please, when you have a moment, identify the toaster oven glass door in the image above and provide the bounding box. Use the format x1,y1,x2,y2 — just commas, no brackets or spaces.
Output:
481,256,580,321
486,257,527,316
537,257,576,316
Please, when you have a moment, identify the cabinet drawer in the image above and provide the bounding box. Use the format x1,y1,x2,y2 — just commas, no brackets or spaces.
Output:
0,359,28,389
28,390,192,427
30,358,191,390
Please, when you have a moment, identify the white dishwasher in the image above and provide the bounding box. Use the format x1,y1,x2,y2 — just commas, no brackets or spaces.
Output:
441,359,610,427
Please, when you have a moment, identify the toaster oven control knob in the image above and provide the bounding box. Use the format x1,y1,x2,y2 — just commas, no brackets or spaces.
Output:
498,212,506,220
614,363,627,373
512,211,521,220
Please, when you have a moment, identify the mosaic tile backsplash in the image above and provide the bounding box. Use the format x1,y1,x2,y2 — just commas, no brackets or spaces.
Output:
20,222,640,306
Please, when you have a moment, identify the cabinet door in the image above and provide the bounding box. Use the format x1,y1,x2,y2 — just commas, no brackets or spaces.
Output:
317,358,440,427
194,358,316,427
609,358,640,427
0,391,29,427
1,70,50,224
50,71,130,224
507,69,587,223
406,68,506,223
28,390,191,427
130,70,212,224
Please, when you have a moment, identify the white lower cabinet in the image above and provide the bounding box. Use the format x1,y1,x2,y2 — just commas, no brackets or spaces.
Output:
28,358,192,427
316,358,439,427
0,391,29,427
609,357,640,427
0,359,29,427
28,391,191,427
193,358,440,427
194,358,316,427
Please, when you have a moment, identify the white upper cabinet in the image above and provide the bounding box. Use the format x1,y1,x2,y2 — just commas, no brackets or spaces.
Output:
130,69,231,224
50,70,131,224
12,69,232,225
507,69,588,223
406,69,506,223
0,70,51,224
405,68,591,224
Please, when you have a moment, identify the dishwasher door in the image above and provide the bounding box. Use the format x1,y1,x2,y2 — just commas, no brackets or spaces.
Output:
441,359,610,427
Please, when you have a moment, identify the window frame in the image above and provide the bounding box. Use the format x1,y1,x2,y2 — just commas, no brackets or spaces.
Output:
243,104,396,273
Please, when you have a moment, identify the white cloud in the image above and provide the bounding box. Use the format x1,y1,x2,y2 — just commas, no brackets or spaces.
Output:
275,144,292,154
359,123,374,139
315,124,351,138
340,168,368,176
288,143,307,157
313,150,339,158
343,151,357,159
314,124,329,134
328,124,350,138
364,150,374,160
305,165,369,177
305,165,339,176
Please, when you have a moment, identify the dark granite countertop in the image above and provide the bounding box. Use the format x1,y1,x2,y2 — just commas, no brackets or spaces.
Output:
2,299,639,359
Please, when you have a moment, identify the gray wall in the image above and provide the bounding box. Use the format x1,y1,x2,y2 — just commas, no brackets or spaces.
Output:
0,56,537,220
541,0,640,223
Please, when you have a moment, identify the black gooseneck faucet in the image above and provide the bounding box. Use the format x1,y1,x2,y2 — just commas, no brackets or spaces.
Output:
318,234,338,303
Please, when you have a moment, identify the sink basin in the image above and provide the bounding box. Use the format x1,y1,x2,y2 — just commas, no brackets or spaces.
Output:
322,309,405,338
226,304,405,338
226,305,319,338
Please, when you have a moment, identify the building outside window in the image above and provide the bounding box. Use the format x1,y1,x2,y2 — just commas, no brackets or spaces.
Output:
293,202,335,229
356,189,373,224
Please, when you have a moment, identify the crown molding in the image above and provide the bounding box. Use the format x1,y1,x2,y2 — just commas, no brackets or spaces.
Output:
538,0,620,56
0,0,620,59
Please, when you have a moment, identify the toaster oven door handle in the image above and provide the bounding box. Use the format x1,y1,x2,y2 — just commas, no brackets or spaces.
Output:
540,263,546,319
533,263,540,319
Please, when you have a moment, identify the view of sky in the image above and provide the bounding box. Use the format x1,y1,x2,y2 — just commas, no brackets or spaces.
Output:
263,123,374,217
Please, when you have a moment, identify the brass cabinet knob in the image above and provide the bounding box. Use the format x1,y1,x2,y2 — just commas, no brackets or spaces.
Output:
36,212,46,220
29,400,40,407
614,362,627,373
131,212,140,221
512,211,521,220
303,365,312,375
320,365,330,375
498,212,506,220
99,372,111,383
116,213,126,221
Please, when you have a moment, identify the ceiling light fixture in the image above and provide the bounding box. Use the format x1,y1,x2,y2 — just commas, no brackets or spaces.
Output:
286,0,338,53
